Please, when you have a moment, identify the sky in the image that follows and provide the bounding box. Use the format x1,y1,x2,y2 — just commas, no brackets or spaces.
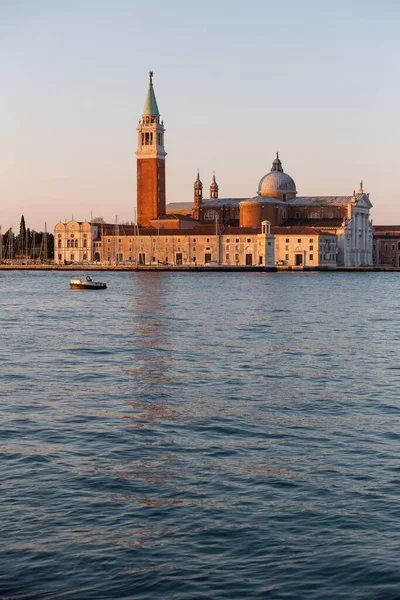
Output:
1,0,399,231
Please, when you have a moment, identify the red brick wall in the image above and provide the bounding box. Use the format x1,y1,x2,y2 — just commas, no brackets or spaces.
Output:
137,158,166,227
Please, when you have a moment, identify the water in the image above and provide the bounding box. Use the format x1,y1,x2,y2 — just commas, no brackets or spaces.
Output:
1,270,400,599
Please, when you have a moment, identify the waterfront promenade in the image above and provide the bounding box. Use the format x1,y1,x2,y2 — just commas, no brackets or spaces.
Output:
0,264,399,272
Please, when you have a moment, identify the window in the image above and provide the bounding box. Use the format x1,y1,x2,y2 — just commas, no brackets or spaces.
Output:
297,239,301,243
267,241,271,246
206,238,210,243
285,239,289,243
235,254,239,260
235,238,239,243
83,233,87,238
226,245,230,250
392,244,395,251
235,245,239,250
58,253,62,260
71,254,75,260
57,233,62,238
309,245,313,251
309,239,314,243
295,212,300,219
373,245,376,250
226,238,230,243
193,238,196,243
67,240,70,248
204,210,217,220
70,233,74,238
247,238,251,243
58,240,61,248
226,254,230,260
192,257,196,262
83,239,87,248
285,254,289,260
285,245,289,251
83,254,87,260
75,240,78,248
282,193,287,201
309,254,314,261
385,244,388,251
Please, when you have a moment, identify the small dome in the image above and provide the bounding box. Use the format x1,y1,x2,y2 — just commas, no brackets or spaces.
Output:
210,174,218,191
194,171,203,188
258,153,296,196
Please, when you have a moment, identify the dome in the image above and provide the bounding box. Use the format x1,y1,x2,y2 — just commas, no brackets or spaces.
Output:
258,153,296,196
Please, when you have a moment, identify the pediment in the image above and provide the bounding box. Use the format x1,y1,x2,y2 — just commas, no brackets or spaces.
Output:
356,195,373,209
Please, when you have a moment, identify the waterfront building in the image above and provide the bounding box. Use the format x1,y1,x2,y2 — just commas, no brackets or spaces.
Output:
54,220,98,264
272,227,336,267
53,73,374,268
373,226,400,267
168,159,373,267
89,221,275,267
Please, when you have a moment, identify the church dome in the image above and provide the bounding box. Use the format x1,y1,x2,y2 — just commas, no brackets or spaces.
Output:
258,153,296,196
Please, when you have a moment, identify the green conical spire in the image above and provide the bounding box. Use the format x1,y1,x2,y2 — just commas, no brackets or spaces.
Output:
143,71,159,116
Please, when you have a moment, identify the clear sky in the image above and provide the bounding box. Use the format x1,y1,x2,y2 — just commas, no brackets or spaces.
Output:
1,0,399,231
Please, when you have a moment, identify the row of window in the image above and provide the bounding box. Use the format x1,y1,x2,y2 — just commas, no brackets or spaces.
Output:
285,238,314,243
58,253,88,261
60,239,88,248
381,243,400,251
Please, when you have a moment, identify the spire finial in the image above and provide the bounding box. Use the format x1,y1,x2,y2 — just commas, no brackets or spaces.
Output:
359,180,364,194
143,71,159,115
276,150,279,159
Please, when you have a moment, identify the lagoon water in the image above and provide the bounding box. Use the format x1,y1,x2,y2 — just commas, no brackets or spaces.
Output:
1,270,400,599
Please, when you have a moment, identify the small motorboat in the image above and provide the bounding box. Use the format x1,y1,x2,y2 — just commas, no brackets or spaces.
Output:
70,276,107,290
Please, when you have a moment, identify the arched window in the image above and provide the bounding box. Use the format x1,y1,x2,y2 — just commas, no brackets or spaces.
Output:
83,239,87,248
75,239,78,248
58,239,61,248
204,209,218,220
67,240,70,248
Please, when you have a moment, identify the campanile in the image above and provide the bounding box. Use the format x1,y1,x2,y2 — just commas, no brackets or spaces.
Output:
135,72,167,227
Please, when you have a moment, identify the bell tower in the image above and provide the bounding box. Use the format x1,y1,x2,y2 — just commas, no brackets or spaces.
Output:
136,72,167,227
193,171,203,220
210,173,219,199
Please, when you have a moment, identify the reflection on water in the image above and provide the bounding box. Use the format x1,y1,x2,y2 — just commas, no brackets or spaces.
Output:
1,271,400,599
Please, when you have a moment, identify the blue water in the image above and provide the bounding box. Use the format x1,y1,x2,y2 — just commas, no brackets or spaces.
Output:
1,270,400,599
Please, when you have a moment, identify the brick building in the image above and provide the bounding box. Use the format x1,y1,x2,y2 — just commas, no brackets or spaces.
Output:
373,226,400,267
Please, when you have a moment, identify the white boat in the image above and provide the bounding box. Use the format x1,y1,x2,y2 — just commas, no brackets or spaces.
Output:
70,276,107,290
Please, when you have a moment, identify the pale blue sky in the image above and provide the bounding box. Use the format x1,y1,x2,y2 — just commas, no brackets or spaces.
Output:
1,0,399,230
